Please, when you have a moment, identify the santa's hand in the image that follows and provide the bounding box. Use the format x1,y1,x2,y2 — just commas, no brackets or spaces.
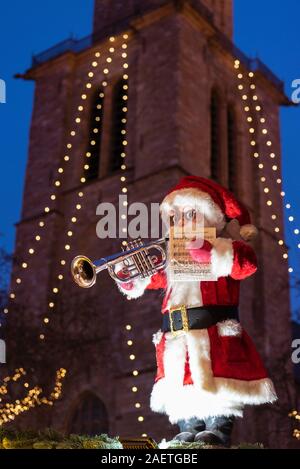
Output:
186,239,212,263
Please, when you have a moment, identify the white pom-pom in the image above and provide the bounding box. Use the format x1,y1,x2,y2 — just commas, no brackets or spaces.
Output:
240,224,258,241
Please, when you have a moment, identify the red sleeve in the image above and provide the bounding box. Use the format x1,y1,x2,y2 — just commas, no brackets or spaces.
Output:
231,241,258,280
146,270,167,290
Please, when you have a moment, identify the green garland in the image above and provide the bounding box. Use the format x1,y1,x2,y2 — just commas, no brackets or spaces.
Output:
0,428,123,449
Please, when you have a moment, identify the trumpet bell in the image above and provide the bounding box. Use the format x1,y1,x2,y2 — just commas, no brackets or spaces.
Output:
71,255,96,288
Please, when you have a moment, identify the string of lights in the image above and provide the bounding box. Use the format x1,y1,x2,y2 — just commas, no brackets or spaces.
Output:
39,35,125,339
119,50,148,437
0,368,66,425
289,410,300,440
234,59,298,271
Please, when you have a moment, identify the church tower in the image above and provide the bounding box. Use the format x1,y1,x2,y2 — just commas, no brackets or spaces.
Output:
10,0,294,447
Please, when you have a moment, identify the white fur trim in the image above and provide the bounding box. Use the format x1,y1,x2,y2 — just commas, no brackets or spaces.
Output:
116,276,150,299
210,237,234,278
165,280,203,310
240,224,258,241
150,328,277,423
153,330,164,346
160,188,226,232
217,319,242,337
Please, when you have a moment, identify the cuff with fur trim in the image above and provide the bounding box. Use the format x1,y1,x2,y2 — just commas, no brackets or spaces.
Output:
116,276,150,299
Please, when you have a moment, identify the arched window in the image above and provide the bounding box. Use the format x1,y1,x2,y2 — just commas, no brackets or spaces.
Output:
85,89,104,181
227,104,237,192
210,89,221,181
69,392,109,436
110,78,127,172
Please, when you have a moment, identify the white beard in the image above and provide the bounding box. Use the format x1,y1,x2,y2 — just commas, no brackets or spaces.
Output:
166,278,203,310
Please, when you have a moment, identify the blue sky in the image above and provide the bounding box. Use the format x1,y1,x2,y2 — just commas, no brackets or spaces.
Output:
0,0,299,317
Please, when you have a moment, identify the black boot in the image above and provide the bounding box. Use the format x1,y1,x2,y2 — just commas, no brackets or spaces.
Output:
174,418,206,442
194,416,235,447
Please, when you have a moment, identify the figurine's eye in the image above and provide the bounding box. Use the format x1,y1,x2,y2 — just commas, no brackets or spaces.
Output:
171,211,181,223
184,209,196,221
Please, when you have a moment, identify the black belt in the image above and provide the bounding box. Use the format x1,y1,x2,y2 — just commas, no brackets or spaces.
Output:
162,305,239,334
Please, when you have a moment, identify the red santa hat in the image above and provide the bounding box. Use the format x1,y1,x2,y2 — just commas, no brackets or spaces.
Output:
160,176,258,241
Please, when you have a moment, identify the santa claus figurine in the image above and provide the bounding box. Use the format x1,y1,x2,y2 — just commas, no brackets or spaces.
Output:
115,176,277,446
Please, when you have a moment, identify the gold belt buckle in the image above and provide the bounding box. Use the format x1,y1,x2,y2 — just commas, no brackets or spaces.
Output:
169,305,189,336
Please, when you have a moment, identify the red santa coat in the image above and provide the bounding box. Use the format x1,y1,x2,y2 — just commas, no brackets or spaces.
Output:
117,237,277,423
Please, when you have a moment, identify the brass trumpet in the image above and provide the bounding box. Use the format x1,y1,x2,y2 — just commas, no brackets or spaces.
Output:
71,237,167,288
